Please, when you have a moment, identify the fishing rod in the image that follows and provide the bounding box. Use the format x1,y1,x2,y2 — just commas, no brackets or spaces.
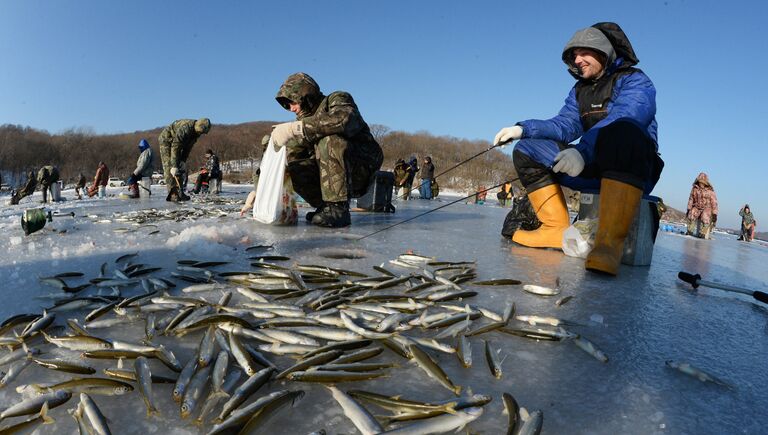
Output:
358,178,518,240
401,143,505,197
678,271,768,304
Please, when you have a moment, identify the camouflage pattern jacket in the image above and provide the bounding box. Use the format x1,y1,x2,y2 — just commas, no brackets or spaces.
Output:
37,165,60,186
276,73,379,151
159,119,201,168
686,173,718,224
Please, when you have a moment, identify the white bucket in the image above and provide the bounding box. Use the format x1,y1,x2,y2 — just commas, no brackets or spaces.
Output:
209,178,219,195
139,178,151,198
98,185,106,198
51,181,62,202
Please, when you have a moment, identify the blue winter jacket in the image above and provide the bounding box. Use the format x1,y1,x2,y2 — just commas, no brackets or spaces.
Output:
518,58,658,165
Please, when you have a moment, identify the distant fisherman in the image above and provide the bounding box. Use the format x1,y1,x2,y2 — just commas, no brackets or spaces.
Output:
9,170,37,205
271,72,383,227
37,165,60,203
158,118,211,202
75,172,87,200
87,162,109,198
493,22,663,276
125,139,154,199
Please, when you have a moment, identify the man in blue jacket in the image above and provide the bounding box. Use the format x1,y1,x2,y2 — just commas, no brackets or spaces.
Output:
493,22,663,276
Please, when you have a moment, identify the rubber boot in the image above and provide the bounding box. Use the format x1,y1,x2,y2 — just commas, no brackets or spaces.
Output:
311,201,351,228
586,178,643,276
178,189,191,201
166,187,180,202
512,184,570,249
305,203,326,223
127,184,140,199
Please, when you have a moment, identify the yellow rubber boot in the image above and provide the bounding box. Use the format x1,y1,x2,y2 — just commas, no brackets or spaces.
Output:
512,184,570,249
586,178,643,276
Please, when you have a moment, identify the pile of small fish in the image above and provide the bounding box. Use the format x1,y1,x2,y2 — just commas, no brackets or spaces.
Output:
0,249,631,434
89,204,240,226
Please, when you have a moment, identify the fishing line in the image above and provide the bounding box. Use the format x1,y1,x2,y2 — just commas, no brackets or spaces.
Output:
400,143,505,198
357,177,519,240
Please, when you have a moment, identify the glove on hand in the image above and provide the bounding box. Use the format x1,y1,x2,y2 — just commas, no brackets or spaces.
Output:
127,174,138,185
493,125,523,146
170,167,178,177
712,214,718,225
271,121,303,148
552,148,585,177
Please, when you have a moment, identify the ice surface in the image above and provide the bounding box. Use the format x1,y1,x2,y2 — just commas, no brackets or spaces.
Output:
0,185,767,434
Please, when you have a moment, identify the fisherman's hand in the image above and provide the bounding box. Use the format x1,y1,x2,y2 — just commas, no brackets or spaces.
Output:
552,148,585,177
170,167,178,177
493,125,523,146
712,214,718,225
271,121,303,148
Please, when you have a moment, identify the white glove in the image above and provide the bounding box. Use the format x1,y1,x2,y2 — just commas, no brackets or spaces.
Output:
271,121,303,148
493,125,523,146
552,148,585,177
170,167,178,177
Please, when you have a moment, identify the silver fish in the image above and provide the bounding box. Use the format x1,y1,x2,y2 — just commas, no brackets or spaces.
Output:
134,356,159,416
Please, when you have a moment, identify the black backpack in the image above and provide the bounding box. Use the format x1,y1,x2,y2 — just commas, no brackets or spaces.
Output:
501,196,541,238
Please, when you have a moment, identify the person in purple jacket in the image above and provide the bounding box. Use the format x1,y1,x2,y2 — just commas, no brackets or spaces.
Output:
493,22,663,276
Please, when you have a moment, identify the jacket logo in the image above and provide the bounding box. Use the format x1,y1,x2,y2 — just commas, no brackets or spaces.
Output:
591,103,603,109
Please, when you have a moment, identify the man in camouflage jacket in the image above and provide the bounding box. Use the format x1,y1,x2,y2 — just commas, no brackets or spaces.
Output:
270,73,383,227
158,118,211,201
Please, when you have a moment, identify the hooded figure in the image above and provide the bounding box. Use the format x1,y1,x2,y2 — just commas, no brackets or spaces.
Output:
269,72,383,227
126,139,154,198
739,204,756,241
158,118,211,201
492,22,664,276
686,172,718,239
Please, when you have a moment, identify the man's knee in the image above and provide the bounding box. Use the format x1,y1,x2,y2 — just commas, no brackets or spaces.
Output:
595,120,659,188
513,140,559,191
317,135,349,162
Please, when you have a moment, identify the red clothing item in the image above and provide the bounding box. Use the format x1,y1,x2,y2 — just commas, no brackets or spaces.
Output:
93,164,109,187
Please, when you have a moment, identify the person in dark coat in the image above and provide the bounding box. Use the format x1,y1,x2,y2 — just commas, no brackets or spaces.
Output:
402,157,419,201
419,156,435,200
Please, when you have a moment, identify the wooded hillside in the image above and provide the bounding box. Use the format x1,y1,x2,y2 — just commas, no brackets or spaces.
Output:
0,122,516,190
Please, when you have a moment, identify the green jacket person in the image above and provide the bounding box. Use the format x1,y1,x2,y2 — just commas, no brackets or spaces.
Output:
158,118,210,201
270,73,383,227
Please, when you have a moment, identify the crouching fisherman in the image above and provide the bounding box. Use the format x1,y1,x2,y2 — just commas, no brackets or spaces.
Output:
270,72,383,227
158,118,211,202
9,170,38,205
493,22,664,276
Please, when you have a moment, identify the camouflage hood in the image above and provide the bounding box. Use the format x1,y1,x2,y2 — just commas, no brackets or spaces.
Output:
694,172,713,189
276,73,324,118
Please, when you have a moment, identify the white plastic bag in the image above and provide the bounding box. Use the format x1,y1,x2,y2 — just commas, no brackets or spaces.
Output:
253,138,298,225
562,218,598,258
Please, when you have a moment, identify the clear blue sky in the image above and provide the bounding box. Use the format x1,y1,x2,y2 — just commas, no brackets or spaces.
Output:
1,0,765,228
